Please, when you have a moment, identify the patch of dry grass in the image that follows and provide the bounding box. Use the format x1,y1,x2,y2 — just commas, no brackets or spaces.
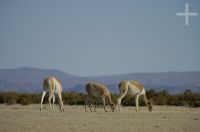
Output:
0,104,200,132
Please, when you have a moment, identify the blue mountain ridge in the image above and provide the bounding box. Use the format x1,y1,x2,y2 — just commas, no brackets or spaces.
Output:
0,67,200,94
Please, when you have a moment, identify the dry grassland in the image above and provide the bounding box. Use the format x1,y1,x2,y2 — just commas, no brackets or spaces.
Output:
0,104,200,132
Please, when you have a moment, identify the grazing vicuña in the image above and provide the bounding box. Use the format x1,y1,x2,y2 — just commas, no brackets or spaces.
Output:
40,77,64,111
85,82,115,112
117,80,152,112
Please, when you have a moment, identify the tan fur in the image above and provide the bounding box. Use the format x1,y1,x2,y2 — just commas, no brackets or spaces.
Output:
85,82,115,112
117,80,152,112
129,80,144,91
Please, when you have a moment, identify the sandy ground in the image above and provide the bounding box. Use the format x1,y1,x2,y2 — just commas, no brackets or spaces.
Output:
0,104,200,132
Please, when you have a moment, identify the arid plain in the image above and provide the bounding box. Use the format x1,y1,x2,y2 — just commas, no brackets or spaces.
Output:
0,104,200,132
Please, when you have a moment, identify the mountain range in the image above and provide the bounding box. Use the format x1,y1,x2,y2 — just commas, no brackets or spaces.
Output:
0,67,200,93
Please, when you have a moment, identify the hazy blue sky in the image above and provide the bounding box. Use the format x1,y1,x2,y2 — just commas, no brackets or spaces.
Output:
0,0,200,76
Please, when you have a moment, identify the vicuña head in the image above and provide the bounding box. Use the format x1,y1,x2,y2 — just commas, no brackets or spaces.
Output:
147,99,153,112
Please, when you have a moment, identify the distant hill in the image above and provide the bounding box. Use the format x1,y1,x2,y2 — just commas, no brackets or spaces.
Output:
0,67,80,93
0,67,200,93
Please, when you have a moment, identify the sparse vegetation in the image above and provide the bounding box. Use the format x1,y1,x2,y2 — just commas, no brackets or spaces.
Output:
0,89,200,107
62,92,86,105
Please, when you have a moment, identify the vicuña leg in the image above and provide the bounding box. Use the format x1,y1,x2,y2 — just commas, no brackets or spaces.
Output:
48,92,54,111
117,87,128,111
85,96,93,112
40,91,46,111
135,94,139,112
52,94,55,111
102,97,108,112
58,93,64,111
85,97,89,112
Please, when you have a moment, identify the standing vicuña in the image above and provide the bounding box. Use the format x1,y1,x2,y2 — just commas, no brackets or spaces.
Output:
85,82,115,112
117,80,152,112
40,77,64,111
